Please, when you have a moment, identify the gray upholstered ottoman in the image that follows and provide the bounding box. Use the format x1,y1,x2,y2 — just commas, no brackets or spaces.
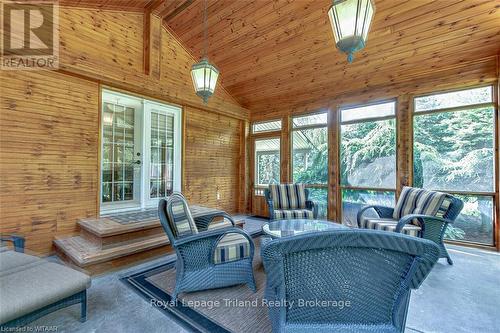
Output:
0,249,91,327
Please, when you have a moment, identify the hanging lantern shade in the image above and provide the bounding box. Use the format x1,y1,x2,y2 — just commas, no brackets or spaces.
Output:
328,0,375,63
191,58,219,104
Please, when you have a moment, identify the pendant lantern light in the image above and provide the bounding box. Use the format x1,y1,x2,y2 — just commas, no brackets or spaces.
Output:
191,0,219,103
328,0,375,63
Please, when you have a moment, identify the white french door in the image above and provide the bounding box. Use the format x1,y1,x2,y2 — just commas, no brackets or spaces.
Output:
100,90,182,214
143,101,182,207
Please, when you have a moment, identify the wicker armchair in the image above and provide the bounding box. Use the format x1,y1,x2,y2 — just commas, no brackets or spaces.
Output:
357,187,464,265
158,193,256,299
261,229,439,333
265,184,318,220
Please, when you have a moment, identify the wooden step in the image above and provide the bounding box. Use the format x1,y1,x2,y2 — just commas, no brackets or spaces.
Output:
78,216,161,238
54,234,169,267
80,224,165,250
54,207,246,275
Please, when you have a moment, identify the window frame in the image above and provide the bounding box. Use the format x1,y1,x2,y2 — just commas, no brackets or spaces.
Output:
291,111,329,218
411,85,497,246
338,99,398,224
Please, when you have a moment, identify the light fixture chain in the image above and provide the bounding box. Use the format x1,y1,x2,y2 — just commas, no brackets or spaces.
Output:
203,0,208,58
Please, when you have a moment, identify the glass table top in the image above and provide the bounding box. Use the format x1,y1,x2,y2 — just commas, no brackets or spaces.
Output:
262,219,347,238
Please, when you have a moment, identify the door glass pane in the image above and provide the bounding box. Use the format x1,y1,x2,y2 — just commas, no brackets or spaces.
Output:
413,107,495,192
341,119,396,188
342,189,395,227
292,127,328,184
101,102,137,203
444,195,494,245
255,138,280,187
149,111,174,199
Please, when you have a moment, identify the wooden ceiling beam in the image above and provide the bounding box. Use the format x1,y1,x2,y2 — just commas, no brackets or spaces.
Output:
143,0,164,75
145,0,165,13
161,0,195,22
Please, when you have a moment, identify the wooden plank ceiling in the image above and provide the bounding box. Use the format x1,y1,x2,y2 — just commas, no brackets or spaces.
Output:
61,0,500,114
165,0,500,114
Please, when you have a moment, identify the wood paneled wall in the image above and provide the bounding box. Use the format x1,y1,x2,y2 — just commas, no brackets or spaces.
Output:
58,7,249,119
0,7,248,255
0,70,99,255
183,107,242,213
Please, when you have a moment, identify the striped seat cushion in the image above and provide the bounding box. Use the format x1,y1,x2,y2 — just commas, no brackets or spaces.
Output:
273,209,314,220
393,187,452,225
213,233,251,264
167,199,198,238
360,217,422,237
269,184,307,209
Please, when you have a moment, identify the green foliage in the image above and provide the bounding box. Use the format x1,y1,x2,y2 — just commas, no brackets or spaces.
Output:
444,225,466,240
292,128,328,184
413,107,494,191
340,119,396,185
257,153,280,185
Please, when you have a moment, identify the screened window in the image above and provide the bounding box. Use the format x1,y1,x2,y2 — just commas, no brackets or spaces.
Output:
255,138,280,188
340,102,396,122
252,120,282,133
340,101,397,226
414,86,493,112
413,86,496,245
292,113,328,218
292,113,328,127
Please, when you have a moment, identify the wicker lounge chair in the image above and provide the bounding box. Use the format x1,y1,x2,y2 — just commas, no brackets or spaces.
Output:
158,193,256,299
265,183,318,220
261,229,440,333
357,186,464,265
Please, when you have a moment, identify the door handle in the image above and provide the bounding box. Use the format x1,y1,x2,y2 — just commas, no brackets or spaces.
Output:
128,160,141,166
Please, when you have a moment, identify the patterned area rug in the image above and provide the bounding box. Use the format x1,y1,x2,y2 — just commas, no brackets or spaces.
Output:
122,237,269,333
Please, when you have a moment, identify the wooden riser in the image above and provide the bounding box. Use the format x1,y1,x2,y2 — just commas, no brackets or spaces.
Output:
54,234,169,268
56,244,172,276
80,226,165,250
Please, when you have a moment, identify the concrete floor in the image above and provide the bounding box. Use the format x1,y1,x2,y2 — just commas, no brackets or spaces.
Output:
28,217,500,333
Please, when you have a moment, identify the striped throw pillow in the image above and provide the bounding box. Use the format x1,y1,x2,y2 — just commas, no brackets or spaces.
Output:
393,187,452,225
213,233,250,264
269,184,307,209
